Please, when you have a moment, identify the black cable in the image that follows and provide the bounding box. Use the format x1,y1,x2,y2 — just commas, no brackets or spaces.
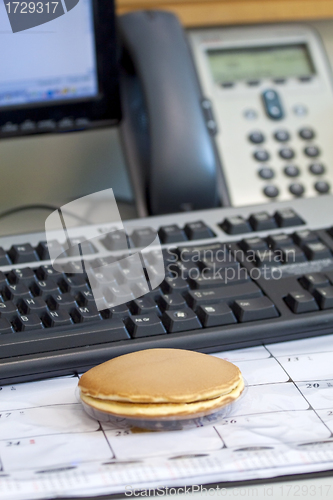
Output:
0,204,90,225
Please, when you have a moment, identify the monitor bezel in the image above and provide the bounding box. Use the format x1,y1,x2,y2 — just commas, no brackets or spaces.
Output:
0,0,121,137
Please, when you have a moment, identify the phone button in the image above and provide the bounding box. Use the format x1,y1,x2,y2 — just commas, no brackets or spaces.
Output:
274,130,290,142
249,131,265,144
263,185,279,198
304,146,320,158
289,183,305,197
221,82,234,88
243,109,258,120
309,163,325,175
279,147,295,160
299,127,315,140
284,165,300,177
262,89,284,120
293,104,308,116
258,167,275,179
314,181,330,194
254,150,270,162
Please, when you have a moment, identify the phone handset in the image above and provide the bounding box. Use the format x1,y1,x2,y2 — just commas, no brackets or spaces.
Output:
118,10,224,215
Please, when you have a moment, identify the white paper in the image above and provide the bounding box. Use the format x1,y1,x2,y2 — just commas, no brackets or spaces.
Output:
2,335,333,500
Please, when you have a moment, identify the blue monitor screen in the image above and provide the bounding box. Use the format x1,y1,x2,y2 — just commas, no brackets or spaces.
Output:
0,0,99,109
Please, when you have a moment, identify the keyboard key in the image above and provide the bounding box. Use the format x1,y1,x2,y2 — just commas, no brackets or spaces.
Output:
293,230,319,246
64,261,84,275
184,221,214,240
46,293,77,311
239,237,268,252
157,293,187,311
8,244,39,264
42,310,73,327
125,313,166,338
35,265,63,281
3,283,32,302
285,291,319,313
162,248,178,265
131,227,156,247
220,216,252,235
267,234,293,249
77,240,97,256
189,268,250,289
36,240,66,261
189,271,249,289
102,230,129,251
71,306,102,323
162,309,201,333
75,290,96,308
199,255,240,273
17,297,48,315
0,271,7,287
59,275,89,293
278,246,306,264
158,225,187,244
169,261,200,280
0,318,13,334
303,242,331,260
254,249,281,267
177,243,227,260
7,267,36,287
102,304,130,320
196,303,237,327
0,248,10,266
249,212,277,231
104,284,136,306
313,287,333,310
130,297,160,315
31,280,60,297
274,209,304,228
187,282,262,309
65,238,97,258
162,276,189,294
299,273,330,293
0,301,17,321
13,313,44,331
233,297,279,322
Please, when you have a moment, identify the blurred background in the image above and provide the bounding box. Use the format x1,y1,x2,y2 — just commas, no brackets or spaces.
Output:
2,0,333,233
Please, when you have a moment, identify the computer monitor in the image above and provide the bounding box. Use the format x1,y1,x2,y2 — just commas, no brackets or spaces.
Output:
0,0,121,137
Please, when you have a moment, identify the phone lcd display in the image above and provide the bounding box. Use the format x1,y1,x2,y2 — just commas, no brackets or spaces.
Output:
207,44,315,83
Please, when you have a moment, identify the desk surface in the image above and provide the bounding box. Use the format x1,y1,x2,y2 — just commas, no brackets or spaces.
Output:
2,336,333,500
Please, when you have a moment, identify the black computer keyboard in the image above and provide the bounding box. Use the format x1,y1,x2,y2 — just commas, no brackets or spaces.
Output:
1,196,333,384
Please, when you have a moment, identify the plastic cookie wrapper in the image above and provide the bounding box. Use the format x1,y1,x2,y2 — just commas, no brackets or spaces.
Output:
75,379,247,431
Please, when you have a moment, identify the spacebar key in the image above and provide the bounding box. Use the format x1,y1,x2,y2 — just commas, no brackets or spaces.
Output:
187,282,262,309
0,320,130,359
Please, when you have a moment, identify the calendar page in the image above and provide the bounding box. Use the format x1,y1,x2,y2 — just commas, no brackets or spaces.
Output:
2,335,333,500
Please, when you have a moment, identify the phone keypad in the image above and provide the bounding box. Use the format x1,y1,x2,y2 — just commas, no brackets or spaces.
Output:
249,123,330,200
